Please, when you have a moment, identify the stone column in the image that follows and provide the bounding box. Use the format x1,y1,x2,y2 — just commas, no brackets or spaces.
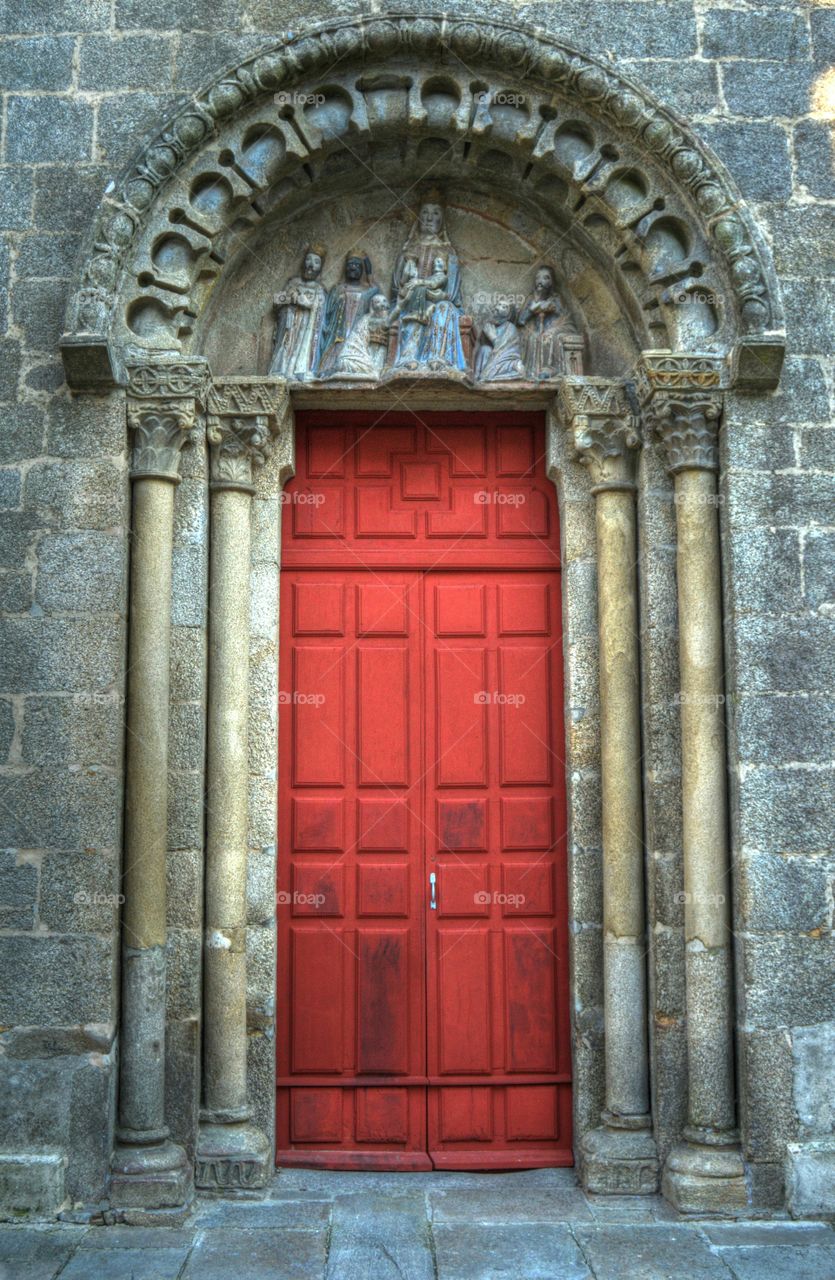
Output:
558,380,659,1194
638,352,746,1213
110,360,207,1221
196,378,289,1190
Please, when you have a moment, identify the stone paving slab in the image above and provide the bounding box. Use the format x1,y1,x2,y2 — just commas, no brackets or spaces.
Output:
574,1224,734,1279
182,1226,328,1279
59,1244,192,1279
713,1242,835,1280
433,1222,593,1280
0,1226,87,1280
195,1196,331,1229
429,1186,595,1223
326,1191,435,1280
0,1174,834,1280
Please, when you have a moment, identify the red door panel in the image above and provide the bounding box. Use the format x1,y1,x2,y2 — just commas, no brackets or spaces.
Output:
277,414,571,1170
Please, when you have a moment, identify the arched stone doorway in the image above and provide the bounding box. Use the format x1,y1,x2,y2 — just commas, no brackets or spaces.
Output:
59,13,784,1222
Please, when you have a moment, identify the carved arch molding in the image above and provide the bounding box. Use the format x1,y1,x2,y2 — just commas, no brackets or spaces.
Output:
65,15,788,1217
62,12,783,391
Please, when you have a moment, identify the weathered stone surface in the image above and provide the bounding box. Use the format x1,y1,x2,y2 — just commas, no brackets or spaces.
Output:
793,1022,835,1135
0,470,21,511
7,97,94,165
695,122,792,201
79,34,175,90
36,531,125,614
95,92,183,168
794,121,835,199
702,7,810,61
736,694,835,765
0,1222,83,1269
574,1223,731,1278
33,167,110,233
743,936,835,1030
0,36,75,89
60,1244,190,1278
0,170,34,231
183,1226,326,1279
783,279,835,354
722,62,811,119
0,936,114,1025
327,1194,433,1280
434,1222,592,1279
805,530,835,611
738,850,831,932
430,1187,593,1223
739,1028,796,1162
733,616,835,693
785,1140,835,1219
0,404,45,466
738,766,835,855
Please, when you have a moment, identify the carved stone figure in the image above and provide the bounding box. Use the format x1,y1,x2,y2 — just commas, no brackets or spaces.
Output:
268,245,327,381
519,265,579,379
389,197,468,375
316,252,381,377
474,299,527,382
324,293,390,380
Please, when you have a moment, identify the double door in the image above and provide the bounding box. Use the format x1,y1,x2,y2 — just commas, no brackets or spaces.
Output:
276,415,571,1169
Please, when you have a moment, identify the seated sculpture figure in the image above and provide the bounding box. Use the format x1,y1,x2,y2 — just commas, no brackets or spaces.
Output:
389,197,468,375
474,298,527,382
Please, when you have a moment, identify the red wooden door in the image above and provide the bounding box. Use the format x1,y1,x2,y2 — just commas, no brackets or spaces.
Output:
276,414,571,1170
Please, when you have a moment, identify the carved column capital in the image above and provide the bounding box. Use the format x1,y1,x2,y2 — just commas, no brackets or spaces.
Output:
557,378,641,493
127,360,209,483
206,377,290,493
635,351,724,475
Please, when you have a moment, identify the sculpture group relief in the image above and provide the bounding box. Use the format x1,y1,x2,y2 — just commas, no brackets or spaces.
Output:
268,198,585,386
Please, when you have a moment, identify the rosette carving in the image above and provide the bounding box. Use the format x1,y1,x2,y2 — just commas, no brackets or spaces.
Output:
636,352,723,473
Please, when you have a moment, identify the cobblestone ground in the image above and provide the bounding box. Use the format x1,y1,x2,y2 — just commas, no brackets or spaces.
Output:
1,1170,834,1279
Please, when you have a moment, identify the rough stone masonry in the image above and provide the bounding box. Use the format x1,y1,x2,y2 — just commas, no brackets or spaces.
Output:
0,0,833,1230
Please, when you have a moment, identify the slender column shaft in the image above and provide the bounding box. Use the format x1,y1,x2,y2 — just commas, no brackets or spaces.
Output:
674,467,736,1135
203,487,252,1117
637,352,746,1212
558,379,658,1194
597,487,649,1121
119,476,176,1138
196,377,287,1191
111,361,206,1220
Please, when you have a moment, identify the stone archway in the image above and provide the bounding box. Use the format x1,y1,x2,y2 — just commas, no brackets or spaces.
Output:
60,13,784,1223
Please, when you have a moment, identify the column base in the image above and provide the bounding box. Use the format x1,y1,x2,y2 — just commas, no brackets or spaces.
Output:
109,1136,193,1220
581,1117,659,1195
662,1137,748,1214
195,1120,271,1192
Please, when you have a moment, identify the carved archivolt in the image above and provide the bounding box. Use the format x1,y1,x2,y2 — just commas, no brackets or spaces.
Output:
61,13,784,393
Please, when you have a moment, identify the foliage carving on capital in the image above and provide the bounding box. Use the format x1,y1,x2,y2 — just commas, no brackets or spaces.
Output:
636,352,723,474
558,378,641,492
126,360,208,481
206,377,290,492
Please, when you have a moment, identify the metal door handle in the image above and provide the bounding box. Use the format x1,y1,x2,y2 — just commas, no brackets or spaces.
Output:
429,872,437,910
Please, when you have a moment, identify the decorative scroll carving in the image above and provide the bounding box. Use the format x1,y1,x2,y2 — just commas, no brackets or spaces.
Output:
637,352,723,473
558,378,641,491
126,360,208,481
206,377,289,492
